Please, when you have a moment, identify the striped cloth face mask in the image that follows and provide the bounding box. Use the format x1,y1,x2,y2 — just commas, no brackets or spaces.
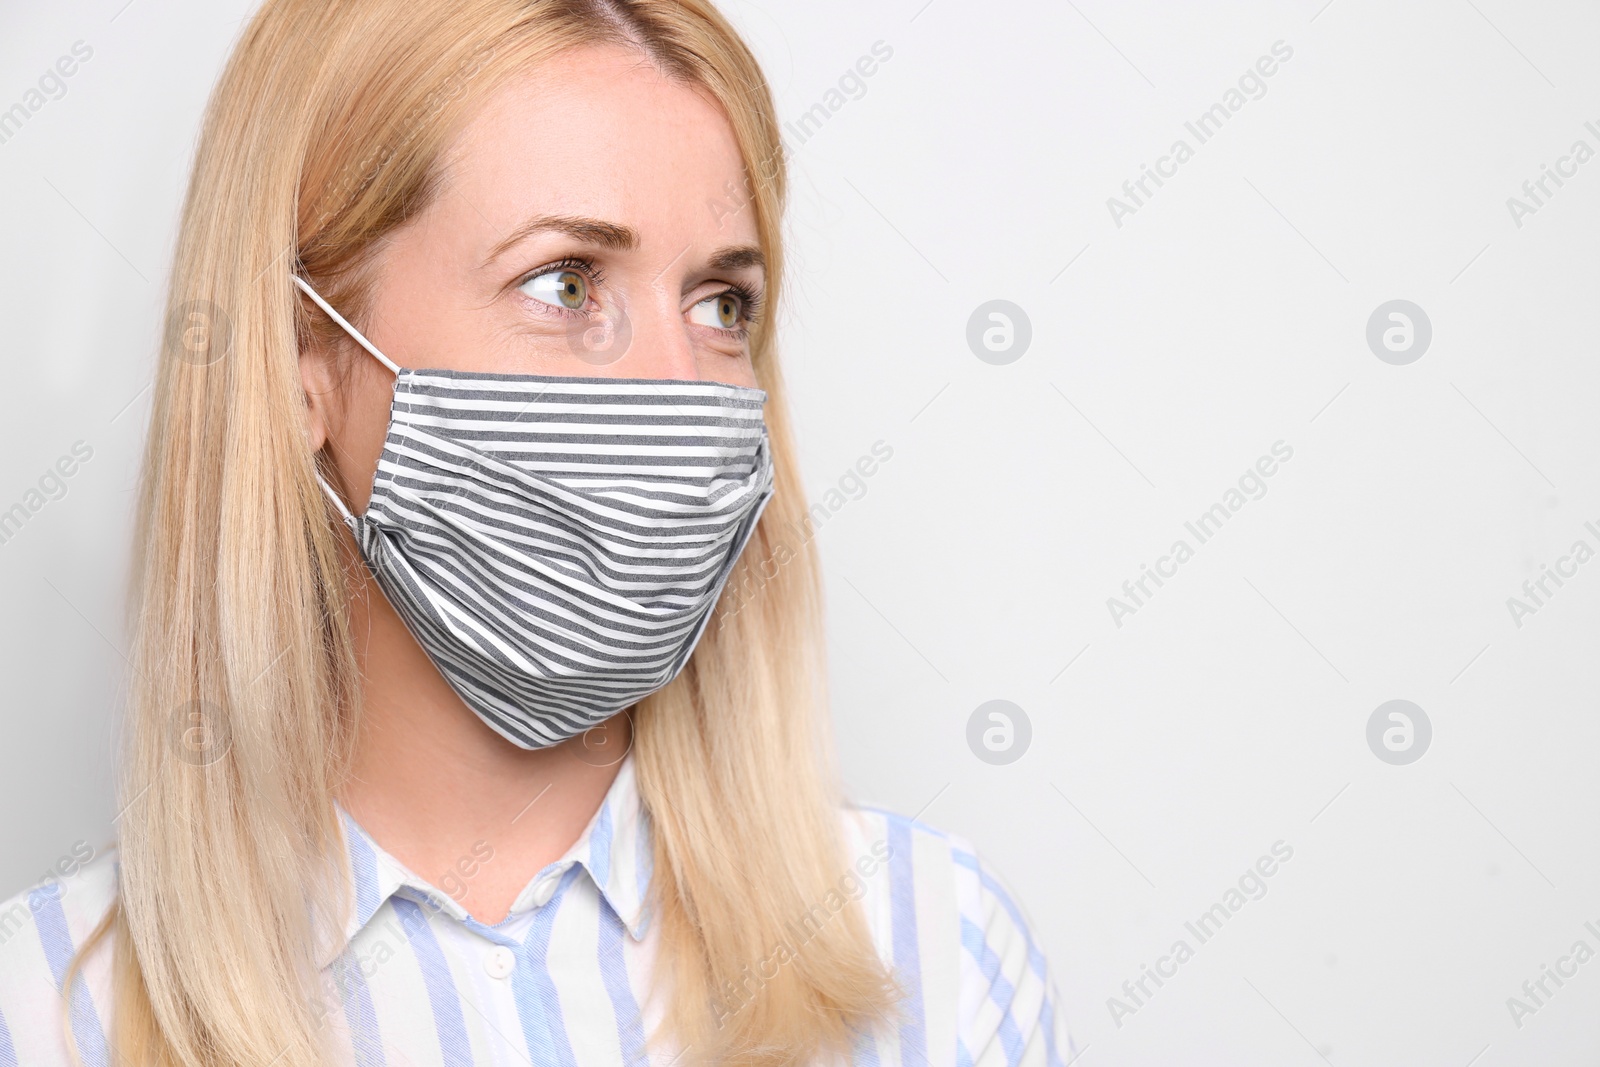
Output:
291,275,776,749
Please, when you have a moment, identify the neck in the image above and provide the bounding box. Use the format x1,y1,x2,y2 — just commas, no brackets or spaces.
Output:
332,531,631,926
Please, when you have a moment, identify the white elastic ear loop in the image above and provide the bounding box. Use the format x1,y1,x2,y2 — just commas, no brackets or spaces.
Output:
289,273,403,375
313,465,357,524
291,273,397,523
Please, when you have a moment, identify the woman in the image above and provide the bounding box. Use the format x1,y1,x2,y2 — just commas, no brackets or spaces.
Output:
0,1,1075,1064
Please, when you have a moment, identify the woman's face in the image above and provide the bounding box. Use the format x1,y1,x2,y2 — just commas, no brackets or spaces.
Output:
302,43,766,510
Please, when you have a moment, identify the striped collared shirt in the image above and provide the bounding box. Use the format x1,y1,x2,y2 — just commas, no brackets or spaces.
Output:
0,755,1077,1066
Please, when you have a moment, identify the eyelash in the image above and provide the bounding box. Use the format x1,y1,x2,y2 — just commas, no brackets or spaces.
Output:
715,281,764,335
519,255,764,336
522,255,608,297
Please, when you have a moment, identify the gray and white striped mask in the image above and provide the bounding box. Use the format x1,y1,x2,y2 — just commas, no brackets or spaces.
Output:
292,276,775,749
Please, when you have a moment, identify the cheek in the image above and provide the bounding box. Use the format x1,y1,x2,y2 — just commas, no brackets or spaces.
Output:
329,361,398,512
695,350,758,389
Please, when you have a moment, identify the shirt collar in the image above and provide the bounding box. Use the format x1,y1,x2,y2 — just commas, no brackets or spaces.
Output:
324,752,654,957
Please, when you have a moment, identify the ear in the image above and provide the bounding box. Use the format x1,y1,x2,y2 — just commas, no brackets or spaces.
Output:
299,336,341,453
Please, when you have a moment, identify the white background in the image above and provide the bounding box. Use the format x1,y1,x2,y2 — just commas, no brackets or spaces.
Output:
1,1,1597,1064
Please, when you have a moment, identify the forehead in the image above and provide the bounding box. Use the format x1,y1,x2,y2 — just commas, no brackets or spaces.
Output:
436,44,758,251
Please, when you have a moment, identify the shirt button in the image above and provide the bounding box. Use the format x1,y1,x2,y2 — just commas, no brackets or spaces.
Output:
484,946,516,980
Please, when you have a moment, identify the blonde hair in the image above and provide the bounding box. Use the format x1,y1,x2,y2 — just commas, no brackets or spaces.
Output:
64,1,900,1064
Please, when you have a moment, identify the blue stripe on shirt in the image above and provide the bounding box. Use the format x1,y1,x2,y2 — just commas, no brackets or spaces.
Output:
589,801,613,890
0,1002,17,1067
337,811,390,1064
515,866,582,1067
634,811,653,938
953,849,1049,982
961,915,1024,1067
336,945,388,1067
853,1025,882,1067
27,883,108,1067
347,821,382,928
393,896,474,1067
1036,986,1067,1067
885,815,927,1067
596,899,649,1067
956,847,1070,1063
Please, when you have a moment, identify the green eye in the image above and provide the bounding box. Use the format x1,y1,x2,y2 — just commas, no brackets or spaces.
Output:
690,291,743,330
520,269,588,310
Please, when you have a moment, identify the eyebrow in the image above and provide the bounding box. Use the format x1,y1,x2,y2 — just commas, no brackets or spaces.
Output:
706,245,765,273
482,213,764,275
484,214,636,264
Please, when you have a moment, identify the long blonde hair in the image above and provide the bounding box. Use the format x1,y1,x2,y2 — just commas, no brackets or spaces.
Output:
66,2,900,1064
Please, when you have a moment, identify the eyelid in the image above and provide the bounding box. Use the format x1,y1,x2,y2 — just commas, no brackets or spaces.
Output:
514,255,607,294
698,281,764,326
